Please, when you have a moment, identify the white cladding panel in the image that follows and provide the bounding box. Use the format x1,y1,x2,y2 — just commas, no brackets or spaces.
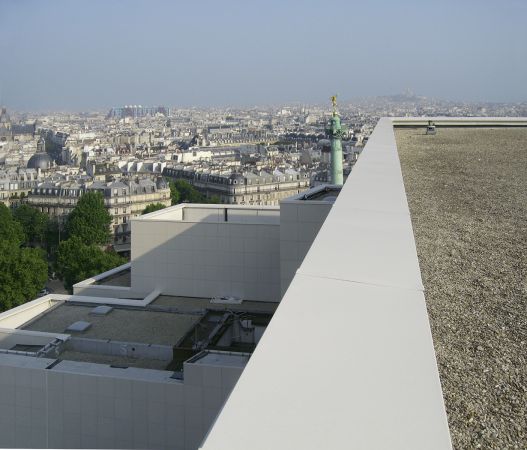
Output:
132,220,280,302
0,354,243,449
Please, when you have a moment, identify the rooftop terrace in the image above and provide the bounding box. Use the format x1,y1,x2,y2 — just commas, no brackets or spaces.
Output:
22,303,200,345
153,295,278,314
395,127,527,449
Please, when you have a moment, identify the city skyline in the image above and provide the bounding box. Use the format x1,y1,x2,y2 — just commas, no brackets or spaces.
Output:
1,0,527,110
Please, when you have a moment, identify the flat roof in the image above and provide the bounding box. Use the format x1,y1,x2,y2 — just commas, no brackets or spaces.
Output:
21,303,200,346
190,351,251,368
153,295,278,314
95,268,131,287
396,127,527,449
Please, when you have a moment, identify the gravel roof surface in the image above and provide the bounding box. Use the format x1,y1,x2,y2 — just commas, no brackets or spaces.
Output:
396,128,527,450
154,295,278,313
95,268,131,287
22,304,200,345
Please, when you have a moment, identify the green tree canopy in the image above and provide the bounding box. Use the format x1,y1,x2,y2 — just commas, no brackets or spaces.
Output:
168,181,181,205
13,204,49,245
173,179,208,203
65,191,112,245
0,241,48,311
0,203,25,245
168,178,223,205
142,203,167,215
56,236,126,292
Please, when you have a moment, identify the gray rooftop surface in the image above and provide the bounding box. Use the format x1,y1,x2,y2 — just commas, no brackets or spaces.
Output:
95,268,131,287
193,352,250,368
21,303,200,345
153,295,278,314
396,127,527,450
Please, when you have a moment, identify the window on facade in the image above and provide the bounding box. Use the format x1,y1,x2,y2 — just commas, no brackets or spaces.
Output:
114,208,118,214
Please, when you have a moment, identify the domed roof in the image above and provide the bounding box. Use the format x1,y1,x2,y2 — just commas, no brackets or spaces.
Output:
27,152,52,170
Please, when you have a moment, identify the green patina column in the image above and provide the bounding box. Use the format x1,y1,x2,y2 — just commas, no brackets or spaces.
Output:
326,95,344,185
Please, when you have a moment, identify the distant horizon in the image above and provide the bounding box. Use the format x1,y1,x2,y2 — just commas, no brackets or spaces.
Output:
1,0,526,111
3,92,527,115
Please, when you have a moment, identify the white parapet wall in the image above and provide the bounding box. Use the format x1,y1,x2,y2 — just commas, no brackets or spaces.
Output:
0,296,61,329
200,118,453,450
72,263,139,299
279,187,335,296
131,204,281,302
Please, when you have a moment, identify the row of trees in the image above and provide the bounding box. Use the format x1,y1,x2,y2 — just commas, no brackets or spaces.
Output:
0,204,48,311
56,192,126,291
0,192,126,311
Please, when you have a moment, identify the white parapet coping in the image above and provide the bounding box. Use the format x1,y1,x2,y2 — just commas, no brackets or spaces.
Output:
200,117,453,450
72,262,131,295
392,116,527,127
0,288,161,333
0,295,61,329
68,289,161,307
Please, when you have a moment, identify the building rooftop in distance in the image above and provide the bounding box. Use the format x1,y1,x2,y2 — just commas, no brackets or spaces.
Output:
94,267,131,287
395,126,527,449
153,295,278,314
22,303,200,345
189,350,251,368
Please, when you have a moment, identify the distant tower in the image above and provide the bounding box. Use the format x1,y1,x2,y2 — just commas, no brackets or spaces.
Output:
326,95,344,185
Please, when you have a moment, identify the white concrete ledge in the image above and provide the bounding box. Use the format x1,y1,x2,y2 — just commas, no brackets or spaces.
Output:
392,117,527,127
201,117,453,450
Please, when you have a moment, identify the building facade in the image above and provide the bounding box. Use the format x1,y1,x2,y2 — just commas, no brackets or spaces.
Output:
0,168,42,207
27,177,171,244
163,167,311,205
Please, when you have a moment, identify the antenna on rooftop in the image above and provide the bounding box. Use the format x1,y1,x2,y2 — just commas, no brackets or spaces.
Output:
426,120,436,135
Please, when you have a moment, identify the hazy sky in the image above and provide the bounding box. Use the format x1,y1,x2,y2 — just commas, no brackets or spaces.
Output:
1,0,526,110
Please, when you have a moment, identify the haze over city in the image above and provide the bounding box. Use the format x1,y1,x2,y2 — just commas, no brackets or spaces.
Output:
1,0,527,111
0,1,526,450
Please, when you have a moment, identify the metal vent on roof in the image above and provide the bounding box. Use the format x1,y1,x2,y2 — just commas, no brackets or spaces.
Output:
66,321,92,332
90,305,113,316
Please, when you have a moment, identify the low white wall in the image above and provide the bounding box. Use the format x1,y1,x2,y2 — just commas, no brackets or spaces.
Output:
0,328,67,350
72,263,143,298
279,201,332,296
0,296,59,329
72,285,135,299
131,219,281,302
67,337,173,361
0,352,244,449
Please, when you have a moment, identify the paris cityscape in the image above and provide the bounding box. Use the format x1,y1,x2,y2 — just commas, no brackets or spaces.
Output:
0,0,525,449
2,94,526,257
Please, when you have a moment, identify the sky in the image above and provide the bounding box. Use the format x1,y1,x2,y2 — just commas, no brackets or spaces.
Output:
0,0,526,111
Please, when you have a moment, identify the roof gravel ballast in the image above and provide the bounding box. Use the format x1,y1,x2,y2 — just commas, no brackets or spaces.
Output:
395,126,527,450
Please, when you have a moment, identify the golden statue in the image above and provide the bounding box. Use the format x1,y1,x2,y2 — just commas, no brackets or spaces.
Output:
331,95,338,115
